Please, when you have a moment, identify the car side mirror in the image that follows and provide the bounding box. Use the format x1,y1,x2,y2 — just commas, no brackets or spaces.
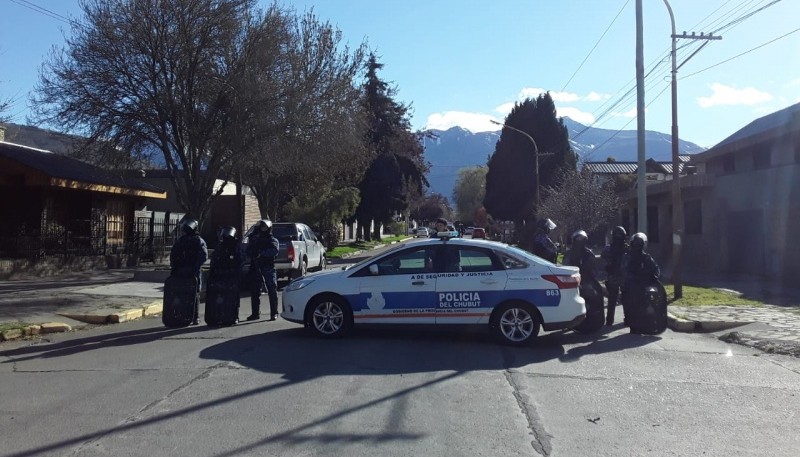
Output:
369,264,379,276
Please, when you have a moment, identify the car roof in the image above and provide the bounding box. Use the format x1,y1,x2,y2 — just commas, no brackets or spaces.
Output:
403,236,499,247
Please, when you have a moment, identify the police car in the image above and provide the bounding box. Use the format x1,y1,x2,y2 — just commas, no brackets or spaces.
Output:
281,233,586,345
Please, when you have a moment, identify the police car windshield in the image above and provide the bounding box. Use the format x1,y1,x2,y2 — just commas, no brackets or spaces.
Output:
505,244,557,267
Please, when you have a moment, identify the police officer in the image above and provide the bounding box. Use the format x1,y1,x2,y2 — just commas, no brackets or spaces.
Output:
169,218,208,325
246,219,280,321
430,218,448,238
564,230,605,332
209,226,244,284
601,226,628,326
533,218,558,263
564,230,597,282
621,232,660,331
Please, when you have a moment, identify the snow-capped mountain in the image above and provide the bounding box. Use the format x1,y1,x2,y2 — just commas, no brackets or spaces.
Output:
423,117,705,201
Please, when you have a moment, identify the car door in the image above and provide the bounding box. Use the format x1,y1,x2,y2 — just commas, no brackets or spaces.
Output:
434,245,508,324
301,225,322,269
351,246,437,324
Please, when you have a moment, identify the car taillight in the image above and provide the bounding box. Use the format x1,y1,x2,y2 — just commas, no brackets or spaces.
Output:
287,243,295,262
542,273,581,289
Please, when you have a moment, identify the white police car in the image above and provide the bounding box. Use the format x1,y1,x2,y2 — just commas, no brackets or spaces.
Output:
281,235,586,345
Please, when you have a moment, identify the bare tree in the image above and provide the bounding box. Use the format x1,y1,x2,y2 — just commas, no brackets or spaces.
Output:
537,168,621,244
235,8,369,219
453,166,487,224
32,0,257,223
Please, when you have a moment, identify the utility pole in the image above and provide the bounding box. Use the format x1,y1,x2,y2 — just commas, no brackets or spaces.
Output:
663,0,722,299
636,0,647,235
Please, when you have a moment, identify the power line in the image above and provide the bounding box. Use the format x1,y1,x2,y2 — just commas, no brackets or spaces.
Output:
560,0,631,92
681,26,800,79
9,0,70,23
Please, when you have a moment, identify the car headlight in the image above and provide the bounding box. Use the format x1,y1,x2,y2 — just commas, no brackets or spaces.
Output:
285,278,314,292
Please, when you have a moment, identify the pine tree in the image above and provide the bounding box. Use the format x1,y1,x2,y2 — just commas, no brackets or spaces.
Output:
484,93,576,244
355,55,428,240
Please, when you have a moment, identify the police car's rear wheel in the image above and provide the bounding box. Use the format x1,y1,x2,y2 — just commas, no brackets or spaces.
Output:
307,295,352,338
492,302,540,346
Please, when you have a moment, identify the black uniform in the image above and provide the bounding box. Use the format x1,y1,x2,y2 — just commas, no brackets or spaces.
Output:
246,230,280,320
565,242,604,333
601,237,628,325
169,231,208,325
206,231,244,325
621,239,661,332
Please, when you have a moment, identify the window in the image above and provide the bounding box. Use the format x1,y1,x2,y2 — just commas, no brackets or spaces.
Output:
722,155,735,174
497,252,528,269
454,247,500,272
753,151,770,170
684,200,703,235
370,247,430,276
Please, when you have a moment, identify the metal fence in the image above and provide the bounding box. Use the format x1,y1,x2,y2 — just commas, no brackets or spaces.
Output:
0,215,180,262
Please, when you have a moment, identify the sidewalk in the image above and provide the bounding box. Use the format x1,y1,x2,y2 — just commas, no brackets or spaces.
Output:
664,270,800,357
0,266,167,341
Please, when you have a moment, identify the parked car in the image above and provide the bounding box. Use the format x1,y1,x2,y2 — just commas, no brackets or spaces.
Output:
281,237,585,345
415,227,430,238
472,227,486,239
464,226,475,235
244,222,326,281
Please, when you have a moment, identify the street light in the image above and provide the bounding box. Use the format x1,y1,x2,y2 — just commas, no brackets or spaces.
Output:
490,119,549,209
664,0,683,300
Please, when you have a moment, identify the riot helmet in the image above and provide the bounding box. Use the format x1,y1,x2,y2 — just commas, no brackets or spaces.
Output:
572,230,588,249
256,219,272,233
611,226,627,241
180,218,199,236
538,218,556,234
219,226,237,241
630,232,648,252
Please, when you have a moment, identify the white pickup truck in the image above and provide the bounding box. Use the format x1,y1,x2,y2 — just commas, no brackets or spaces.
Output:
271,222,326,280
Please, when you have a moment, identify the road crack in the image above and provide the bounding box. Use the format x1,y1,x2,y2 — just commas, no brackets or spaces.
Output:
504,370,552,457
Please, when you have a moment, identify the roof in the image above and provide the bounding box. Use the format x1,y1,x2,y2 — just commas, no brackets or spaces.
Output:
0,141,167,198
715,103,800,149
694,103,800,162
583,155,691,175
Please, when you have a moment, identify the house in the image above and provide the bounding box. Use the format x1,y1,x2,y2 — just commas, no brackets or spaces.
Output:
683,103,800,279
0,127,168,275
582,155,692,186
123,170,262,249
620,103,800,281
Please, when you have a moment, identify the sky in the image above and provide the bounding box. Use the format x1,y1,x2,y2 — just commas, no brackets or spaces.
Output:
1,0,799,149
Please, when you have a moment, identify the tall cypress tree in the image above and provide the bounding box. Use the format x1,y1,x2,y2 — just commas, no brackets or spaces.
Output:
355,55,427,240
484,93,576,243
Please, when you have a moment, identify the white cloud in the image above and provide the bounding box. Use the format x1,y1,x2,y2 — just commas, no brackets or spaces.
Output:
697,83,773,108
556,107,595,125
425,111,500,133
585,91,612,102
787,78,800,87
518,87,580,103
617,107,638,118
494,102,515,115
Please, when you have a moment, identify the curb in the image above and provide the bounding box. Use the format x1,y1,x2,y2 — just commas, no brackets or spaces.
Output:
2,301,163,343
1,322,71,342
667,312,750,333
58,300,163,325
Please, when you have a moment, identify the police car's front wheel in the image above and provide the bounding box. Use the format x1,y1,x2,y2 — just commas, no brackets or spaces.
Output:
307,295,352,338
491,302,541,346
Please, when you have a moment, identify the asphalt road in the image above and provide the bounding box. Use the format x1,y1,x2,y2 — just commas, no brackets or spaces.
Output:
2,298,800,457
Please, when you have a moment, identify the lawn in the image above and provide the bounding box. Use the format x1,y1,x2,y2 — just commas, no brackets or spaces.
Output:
0,321,30,333
664,284,766,307
326,235,409,259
